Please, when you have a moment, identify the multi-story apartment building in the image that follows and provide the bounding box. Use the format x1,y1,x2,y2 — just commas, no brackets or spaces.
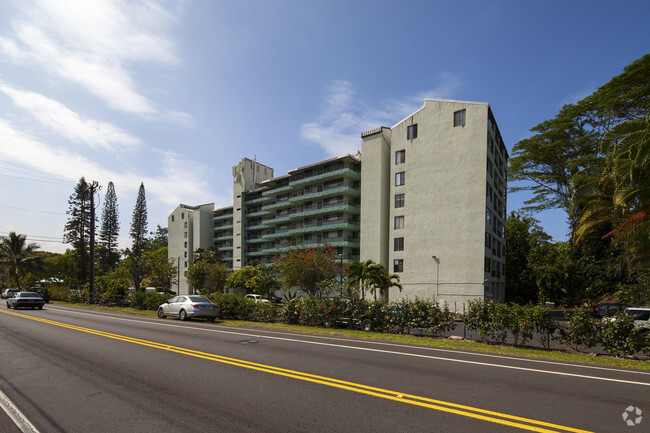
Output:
361,99,507,308
168,99,507,308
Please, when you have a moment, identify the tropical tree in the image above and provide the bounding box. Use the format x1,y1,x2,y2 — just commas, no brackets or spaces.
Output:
573,115,650,242
143,247,177,291
345,259,376,299
98,181,120,271
63,177,92,283
130,183,148,256
274,243,342,297
365,263,402,302
509,54,650,223
505,212,551,304
127,182,148,290
0,232,44,289
226,263,276,296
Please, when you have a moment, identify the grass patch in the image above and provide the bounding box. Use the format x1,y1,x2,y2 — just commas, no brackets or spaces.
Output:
52,302,649,371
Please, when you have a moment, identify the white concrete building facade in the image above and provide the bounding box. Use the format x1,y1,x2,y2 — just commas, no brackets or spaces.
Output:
168,99,507,305
361,99,507,308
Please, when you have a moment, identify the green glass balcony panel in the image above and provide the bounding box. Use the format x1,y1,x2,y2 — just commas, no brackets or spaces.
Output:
212,214,233,222
264,200,292,211
219,246,234,251
245,210,270,218
213,235,234,242
297,204,360,218
288,185,360,205
244,196,272,205
262,185,292,197
289,168,361,187
244,237,265,244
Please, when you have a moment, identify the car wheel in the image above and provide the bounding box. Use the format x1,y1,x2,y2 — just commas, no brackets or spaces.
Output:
157,308,166,319
361,318,374,332
38,306,43,310
179,309,188,321
6,303,10,309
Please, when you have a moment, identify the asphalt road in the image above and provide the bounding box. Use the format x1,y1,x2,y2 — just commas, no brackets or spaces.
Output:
0,304,647,433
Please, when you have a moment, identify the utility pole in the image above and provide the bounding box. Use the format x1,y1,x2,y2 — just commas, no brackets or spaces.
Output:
88,181,101,304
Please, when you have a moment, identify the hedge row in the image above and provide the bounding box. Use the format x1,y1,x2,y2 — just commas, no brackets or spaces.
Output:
49,288,649,358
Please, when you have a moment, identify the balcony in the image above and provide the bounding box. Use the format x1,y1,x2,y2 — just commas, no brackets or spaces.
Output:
289,167,360,187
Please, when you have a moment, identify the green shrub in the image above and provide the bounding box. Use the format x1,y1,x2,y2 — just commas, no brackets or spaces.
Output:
129,291,169,310
558,306,601,351
206,292,255,319
600,312,647,357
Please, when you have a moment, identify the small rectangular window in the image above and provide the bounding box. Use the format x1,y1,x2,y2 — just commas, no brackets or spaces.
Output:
394,194,405,208
393,259,404,273
395,172,405,186
181,212,185,219
407,124,418,140
454,109,466,127
394,216,404,230
394,237,404,251
171,215,175,222
395,150,406,165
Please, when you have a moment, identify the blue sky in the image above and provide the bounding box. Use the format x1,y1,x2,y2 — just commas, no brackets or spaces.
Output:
0,0,648,254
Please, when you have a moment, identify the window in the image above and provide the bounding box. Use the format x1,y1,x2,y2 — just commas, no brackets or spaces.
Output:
394,216,404,230
184,241,187,248
393,259,404,273
184,221,188,228
395,150,406,165
184,231,188,239
395,193,405,208
486,184,493,202
486,208,491,224
395,171,405,186
484,257,491,272
407,124,417,140
171,215,174,222
454,109,466,127
181,212,185,219
394,237,404,251
485,232,491,248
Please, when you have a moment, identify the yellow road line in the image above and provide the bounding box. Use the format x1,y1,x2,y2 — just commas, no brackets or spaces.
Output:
2,310,596,433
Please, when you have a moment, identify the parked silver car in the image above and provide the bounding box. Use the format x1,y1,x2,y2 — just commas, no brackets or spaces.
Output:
7,292,45,310
157,295,219,322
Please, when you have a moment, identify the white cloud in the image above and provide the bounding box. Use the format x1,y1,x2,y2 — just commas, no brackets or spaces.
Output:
0,83,141,151
0,118,210,209
0,0,190,119
300,74,463,156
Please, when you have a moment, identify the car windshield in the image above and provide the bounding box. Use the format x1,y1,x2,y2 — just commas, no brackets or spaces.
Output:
188,296,210,303
20,292,39,297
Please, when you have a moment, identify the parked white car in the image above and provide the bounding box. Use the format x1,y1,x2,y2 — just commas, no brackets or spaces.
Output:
157,295,219,322
245,294,270,304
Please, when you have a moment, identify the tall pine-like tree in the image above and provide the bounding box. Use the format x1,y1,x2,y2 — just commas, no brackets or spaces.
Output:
98,181,120,272
128,182,148,290
63,177,92,284
130,183,148,255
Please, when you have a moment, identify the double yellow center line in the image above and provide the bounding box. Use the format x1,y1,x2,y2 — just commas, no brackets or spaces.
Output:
2,310,595,433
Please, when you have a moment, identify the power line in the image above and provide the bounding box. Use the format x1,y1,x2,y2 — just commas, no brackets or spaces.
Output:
0,231,64,243
0,204,66,216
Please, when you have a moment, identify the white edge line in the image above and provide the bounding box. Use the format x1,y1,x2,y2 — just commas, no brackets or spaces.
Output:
0,388,40,433
46,306,650,387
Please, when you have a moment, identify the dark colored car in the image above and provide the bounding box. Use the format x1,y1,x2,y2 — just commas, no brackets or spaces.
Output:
593,303,629,318
32,287,50,303
7,292,45,310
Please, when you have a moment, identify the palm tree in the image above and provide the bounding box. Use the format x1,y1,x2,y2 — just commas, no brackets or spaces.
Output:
0,232,44,290
365,263,402,303
345,259,376,299
573,115,650,241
